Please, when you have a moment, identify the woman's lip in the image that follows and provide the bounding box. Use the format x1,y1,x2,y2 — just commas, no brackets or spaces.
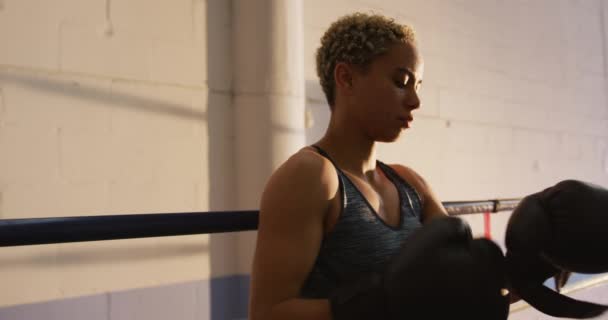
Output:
398,118,411,128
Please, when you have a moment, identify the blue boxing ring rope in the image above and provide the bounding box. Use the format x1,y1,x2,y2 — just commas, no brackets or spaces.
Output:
0,198,521,247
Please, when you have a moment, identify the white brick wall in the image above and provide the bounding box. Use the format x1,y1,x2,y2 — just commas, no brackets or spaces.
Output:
0,0,235,309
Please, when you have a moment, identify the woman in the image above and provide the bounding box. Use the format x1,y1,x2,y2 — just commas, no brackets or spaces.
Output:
249,13,448,320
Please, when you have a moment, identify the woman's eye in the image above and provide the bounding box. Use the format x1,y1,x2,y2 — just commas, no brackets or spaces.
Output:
395,75,410,88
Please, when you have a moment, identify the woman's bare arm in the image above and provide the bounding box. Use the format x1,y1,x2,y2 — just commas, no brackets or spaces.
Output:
249,150,340,320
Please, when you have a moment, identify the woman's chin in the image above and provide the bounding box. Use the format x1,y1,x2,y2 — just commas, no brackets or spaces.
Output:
376,130,404,143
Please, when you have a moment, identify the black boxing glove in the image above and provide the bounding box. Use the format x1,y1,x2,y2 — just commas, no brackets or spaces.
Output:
330,217,509,320
505,180,608,318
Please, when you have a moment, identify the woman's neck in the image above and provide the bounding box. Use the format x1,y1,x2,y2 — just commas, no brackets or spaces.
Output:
316,115,377,177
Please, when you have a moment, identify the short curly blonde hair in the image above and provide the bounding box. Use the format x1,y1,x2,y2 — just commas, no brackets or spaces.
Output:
316,13,416,106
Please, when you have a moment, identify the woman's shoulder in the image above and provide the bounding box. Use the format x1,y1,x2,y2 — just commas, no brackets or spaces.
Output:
263,147,339,199
279,146,337,175
385,164,427,186
385,164,429,202
259,147,341,234
387,164,449,221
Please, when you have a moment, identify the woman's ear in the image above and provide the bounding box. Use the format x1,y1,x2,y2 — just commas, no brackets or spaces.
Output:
334,62,353,92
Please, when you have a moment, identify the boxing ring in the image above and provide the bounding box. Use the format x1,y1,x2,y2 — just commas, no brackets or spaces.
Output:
0,199,520,247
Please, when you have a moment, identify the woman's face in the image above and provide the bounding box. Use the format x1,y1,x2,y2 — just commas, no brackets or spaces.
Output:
345,42,424,142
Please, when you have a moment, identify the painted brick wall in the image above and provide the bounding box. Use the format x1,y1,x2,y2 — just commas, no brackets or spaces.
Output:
0,0,239,314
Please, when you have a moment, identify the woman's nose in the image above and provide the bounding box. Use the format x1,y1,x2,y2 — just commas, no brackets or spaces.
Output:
404,91,420,110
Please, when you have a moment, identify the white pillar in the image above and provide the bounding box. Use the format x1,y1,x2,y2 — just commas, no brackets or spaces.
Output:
602,0,608,175
603,0,608,78
232,0,306,274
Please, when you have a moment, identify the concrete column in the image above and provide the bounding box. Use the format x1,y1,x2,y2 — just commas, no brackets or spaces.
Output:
602,0,608,175
232,0,306,274
602,1,608,79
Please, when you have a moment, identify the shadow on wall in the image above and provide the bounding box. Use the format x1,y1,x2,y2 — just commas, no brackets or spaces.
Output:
0,60,213,265
0,241,210,268
0,71,206,121
0,58,215,310
0,3,240,315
